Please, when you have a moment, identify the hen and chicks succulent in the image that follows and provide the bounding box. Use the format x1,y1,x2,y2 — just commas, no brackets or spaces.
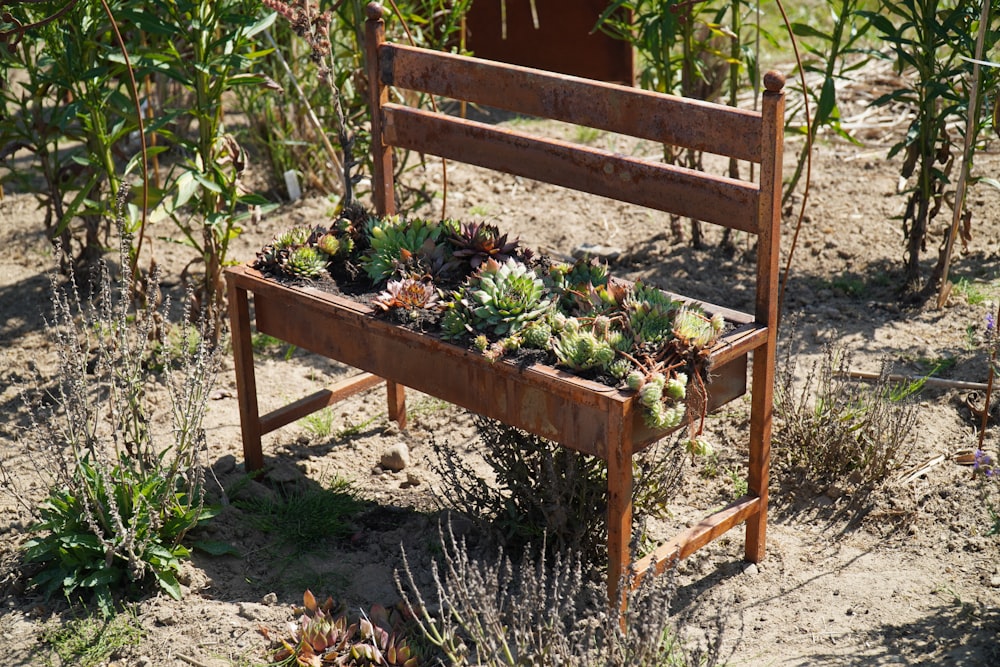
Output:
269,590,418,667
442,257,553,340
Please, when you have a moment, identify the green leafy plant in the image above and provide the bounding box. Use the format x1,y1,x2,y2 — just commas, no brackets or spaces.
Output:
5,193,220,616
2,0,275,330
727,467,750,499
859,0,997,293
783,0,873,207
0,0,138,271
269,590,419,666
113,0,275,335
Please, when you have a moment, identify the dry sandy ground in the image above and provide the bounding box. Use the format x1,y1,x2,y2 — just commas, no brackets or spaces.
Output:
1,100,1000,666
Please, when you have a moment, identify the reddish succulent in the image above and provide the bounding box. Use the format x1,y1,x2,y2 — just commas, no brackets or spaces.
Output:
447,221,522,270
269,590,419,666
373,278,442,313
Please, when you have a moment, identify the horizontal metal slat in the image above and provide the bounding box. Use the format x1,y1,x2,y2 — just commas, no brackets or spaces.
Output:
382,104,760,234
381,43,763,163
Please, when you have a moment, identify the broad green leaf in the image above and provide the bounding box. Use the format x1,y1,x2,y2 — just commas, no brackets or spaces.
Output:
79,566,119,588
976,176,1000,191
243,10,277,39
193,540,240,557
816,77,837,125
791,23,832,42
173,170,200,210
155,569,183,600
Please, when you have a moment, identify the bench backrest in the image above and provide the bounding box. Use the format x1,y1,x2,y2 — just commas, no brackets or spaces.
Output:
363,3,784,328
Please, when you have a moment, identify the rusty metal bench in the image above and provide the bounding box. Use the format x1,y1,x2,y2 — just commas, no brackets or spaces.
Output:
225,1,784,602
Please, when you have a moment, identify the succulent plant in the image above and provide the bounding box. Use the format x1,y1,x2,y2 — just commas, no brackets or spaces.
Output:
644,400,685,430
460,258,554,337
253,212,727,452
276,226,313,249
254,225,316,274
520,318,553,350
283,245,328,280
550,257,615,314
447,220,522,270
364,216,448,284
626,370,646,391
638,379,663,408
254,242,284,273
607,357,633,380
317,232,353,258
552,325,617,372
623,370,691,430
271,591,419,667
685,436,714,458
441,300,475,340
625,281,682,345
672,307,721,349
373,278,442,313
665,373,687,400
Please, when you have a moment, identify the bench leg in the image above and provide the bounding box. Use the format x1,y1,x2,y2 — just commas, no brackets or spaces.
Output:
745,346,773,561
227,281,265,472
387,381,406,429
606,409,634,605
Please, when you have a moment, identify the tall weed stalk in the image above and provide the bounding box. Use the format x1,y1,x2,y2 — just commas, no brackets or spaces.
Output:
2,189,220,615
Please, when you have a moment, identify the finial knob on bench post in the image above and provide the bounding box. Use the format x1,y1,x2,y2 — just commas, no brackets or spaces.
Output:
366,2,384,21
763,70,785,93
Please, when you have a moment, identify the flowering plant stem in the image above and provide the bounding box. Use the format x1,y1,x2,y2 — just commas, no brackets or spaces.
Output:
977,299,1000,451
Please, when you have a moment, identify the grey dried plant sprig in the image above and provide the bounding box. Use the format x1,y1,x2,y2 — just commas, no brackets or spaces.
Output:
261,0,332,61
395,520,721,666
395,521,597,666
